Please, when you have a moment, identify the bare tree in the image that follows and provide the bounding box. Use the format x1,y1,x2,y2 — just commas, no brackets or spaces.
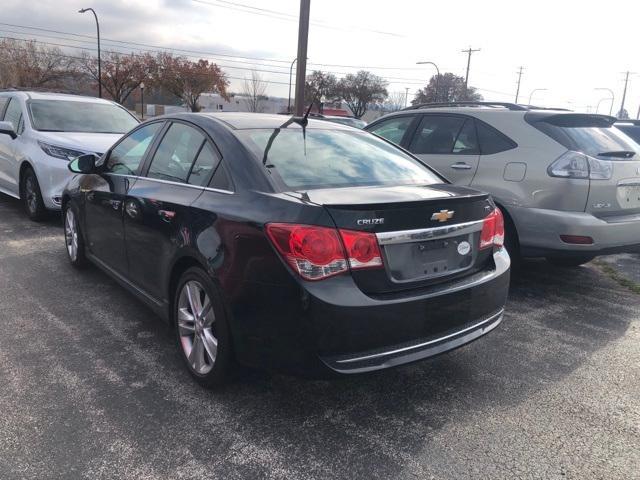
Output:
304,70,338,109
383,91,407,113
412,73,483,105
336,70,388,118
80,51,156,104
157,53,229,112
0,38,74,89
241,70,268,113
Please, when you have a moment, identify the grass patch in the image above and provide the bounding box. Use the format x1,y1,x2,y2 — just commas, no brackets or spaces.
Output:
594,260,640,295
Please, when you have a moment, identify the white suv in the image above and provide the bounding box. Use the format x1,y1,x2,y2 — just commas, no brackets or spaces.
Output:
0,91,139,220
366,102,640,266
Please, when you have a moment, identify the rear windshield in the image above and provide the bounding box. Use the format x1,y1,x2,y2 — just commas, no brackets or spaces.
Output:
29,100,139,134
528,114,640,157
237,128,443,191
616,125,640,144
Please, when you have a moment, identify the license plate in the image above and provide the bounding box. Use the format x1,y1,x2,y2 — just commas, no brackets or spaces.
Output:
618,185,640,209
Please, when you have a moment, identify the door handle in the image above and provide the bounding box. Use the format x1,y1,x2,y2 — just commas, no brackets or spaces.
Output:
450,162,472,170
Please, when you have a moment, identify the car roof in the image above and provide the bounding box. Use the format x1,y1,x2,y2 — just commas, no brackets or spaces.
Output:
0,90,116,104
176,112,355,130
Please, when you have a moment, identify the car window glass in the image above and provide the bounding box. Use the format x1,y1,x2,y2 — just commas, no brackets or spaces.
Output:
29,100,138,134
106,122,161,175
208,162,231,191
368,116,414,145
188,142,220,187
4,98,24,135
238,129,442,191
476,121,517,155
0,97,9,119
410,116,465,154
452,119,479,154
148,123,205,183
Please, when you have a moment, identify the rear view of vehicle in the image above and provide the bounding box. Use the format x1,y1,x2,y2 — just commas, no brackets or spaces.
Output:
236,121,510,375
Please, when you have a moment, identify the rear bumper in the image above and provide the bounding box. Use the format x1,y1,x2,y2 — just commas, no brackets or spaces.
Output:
230,248,510,376
321,309,503,374
511,206,640,256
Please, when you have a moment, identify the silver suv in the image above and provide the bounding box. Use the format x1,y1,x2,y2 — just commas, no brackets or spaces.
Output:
0,91,139,220
366,102,640,266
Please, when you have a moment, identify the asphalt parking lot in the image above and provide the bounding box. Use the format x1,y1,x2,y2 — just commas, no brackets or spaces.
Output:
0,194,638,480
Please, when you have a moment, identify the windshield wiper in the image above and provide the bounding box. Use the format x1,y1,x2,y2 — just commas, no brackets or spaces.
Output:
597,150,636,158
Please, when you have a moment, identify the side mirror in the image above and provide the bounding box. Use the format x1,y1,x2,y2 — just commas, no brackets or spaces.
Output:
68,153,99,174
0,121,17,140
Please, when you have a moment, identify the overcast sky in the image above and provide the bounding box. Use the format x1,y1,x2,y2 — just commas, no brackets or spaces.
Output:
2,0,639,115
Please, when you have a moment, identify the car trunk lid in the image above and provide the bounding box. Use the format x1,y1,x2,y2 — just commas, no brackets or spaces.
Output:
297,183,497,294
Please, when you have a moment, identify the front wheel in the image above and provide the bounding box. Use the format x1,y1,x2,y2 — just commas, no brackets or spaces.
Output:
174,268,233,388
22,168,48,221
63,203,87,268
546,255,595,267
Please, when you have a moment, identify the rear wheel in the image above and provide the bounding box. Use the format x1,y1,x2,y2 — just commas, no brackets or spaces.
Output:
63,203,87,268
173,268,233,388
21,168,48,221
546,255,595,267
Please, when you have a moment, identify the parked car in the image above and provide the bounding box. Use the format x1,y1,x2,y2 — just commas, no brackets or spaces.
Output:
615,120,640,144
366,102,640,267
310,113,367,129
0,91,139,220
62,112,510,387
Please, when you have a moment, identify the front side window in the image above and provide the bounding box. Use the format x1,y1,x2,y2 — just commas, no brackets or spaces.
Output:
368,116,414,145
238,128,442,191
409,116,467,154
106,122,162,175
29,99,138,134
147,123,205,183
4,98,24,135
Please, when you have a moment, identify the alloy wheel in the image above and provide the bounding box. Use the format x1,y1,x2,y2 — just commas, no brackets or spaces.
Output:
177,281,218,375
25,175,38,215
64,209,79,262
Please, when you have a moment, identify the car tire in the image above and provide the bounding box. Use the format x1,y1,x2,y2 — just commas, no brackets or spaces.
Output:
173,267,233,388
21,167,48,221
63,202,88,268
501,211,521,270
545,255,595,267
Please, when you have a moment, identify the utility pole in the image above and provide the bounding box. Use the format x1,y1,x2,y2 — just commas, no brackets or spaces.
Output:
515,66,524,103
619,71,631,118
294,0,311,116
404,87,409,107
461,47,480,96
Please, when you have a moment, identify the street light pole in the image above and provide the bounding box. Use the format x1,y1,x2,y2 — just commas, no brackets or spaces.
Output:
294,0,311,116
594,88,615,116
79,7,101,98
416,61,440,102
140,82,145,120
288,58,297,113
528,88,548,105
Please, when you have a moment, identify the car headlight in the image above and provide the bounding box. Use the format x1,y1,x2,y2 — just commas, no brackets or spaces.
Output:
38,141,86,161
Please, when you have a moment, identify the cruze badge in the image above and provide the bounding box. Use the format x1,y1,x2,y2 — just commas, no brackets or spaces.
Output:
357,218,384,226
431,210,454,222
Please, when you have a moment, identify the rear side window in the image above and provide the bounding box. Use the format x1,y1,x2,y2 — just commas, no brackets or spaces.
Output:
148,123,205,183
238,128,442,191
528,114,639,157
368,115,414,145
409,116,467,154
188,142,220,187
476,121,517,155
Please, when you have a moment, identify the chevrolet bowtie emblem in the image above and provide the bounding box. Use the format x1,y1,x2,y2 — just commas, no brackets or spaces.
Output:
431,210,455,222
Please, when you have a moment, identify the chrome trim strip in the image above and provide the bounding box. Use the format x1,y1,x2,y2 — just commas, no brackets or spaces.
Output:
376,220,484,246
335,309,504,365
104,173,234,195
618,180,640,187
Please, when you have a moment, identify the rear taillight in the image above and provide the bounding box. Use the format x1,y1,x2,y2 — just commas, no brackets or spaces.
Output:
479,208,505,250
265,223,383,281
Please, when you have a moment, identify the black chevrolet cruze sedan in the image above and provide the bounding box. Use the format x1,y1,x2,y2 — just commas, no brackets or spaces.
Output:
62,112,510,387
